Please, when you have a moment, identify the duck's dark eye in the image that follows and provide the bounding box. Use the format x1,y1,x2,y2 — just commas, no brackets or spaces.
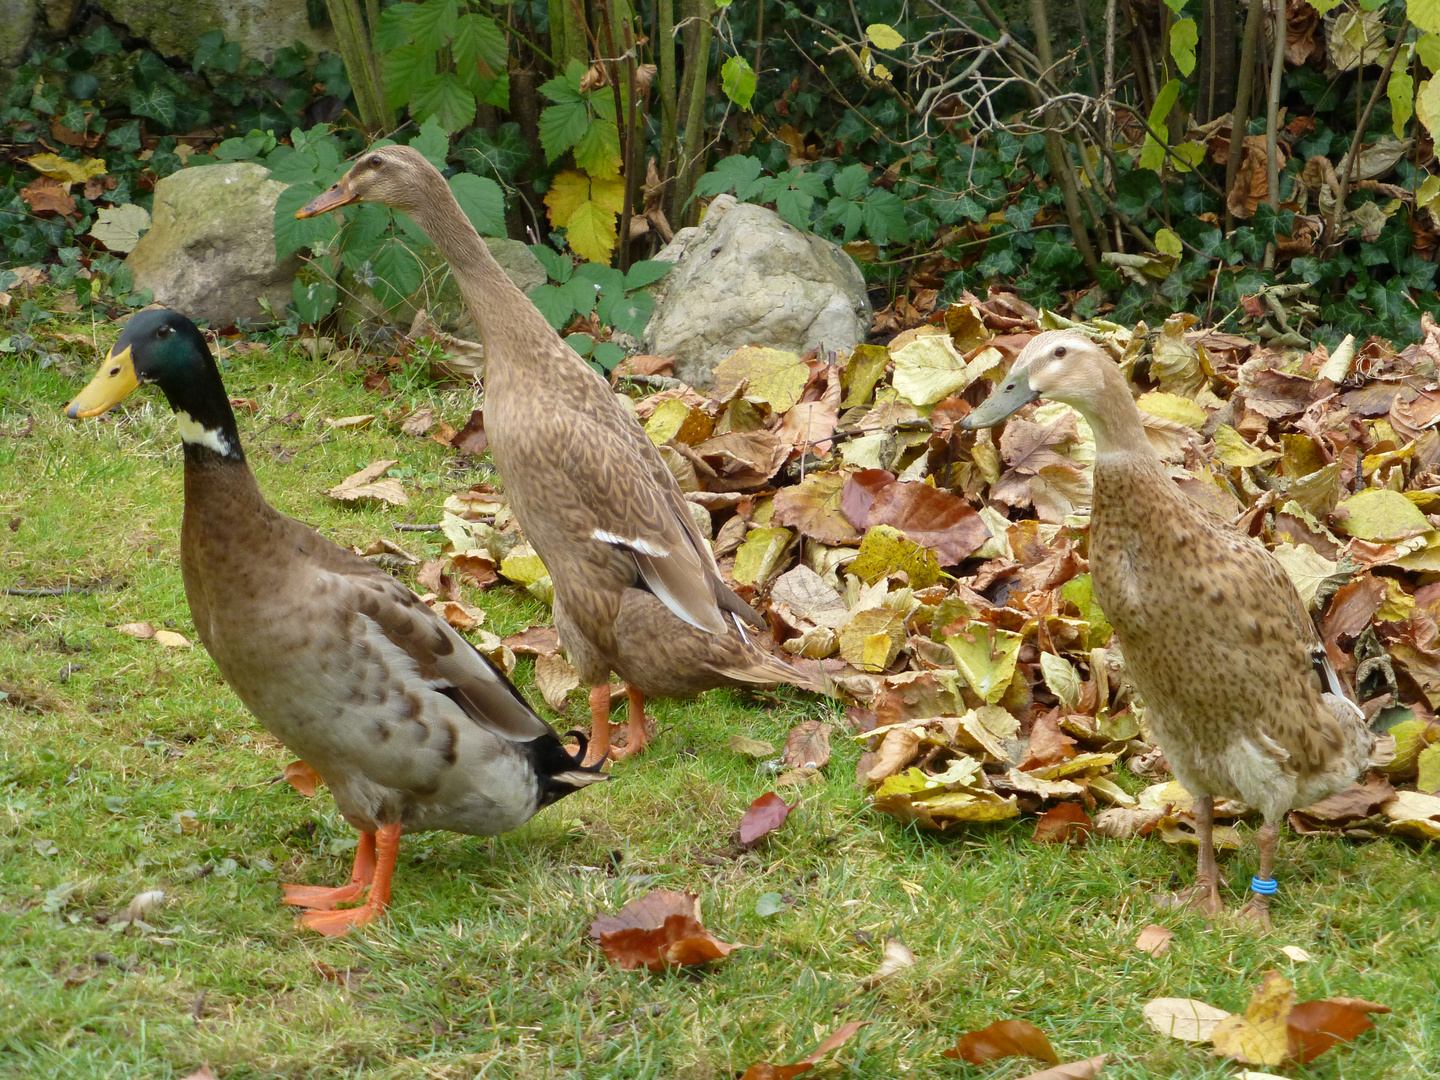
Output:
157,325,173,338
1054,346,1067,357
108,366,120,376
369,155,384,167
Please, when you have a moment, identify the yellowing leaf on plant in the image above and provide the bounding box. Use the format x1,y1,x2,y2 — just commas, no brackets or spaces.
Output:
544,170,625,264
865,23,905,50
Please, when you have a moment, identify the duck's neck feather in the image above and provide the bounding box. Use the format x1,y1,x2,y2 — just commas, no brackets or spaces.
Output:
404,198,555,360
1067,366,1158,463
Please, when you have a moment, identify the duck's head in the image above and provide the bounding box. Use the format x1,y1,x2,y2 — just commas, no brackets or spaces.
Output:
960,329,1111,430
295,144,441,219
65,308,241,459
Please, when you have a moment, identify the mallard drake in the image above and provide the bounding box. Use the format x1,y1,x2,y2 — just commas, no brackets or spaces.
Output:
963,329,1372,926
65,308,606,937
297,146,817,765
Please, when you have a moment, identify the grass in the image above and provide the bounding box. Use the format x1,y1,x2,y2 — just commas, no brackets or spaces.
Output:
1,315,1438,1079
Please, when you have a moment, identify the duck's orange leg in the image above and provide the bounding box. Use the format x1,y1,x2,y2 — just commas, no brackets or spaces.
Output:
297,823,401,938
581,684,613,767
283,831,377,910
608,686,651,760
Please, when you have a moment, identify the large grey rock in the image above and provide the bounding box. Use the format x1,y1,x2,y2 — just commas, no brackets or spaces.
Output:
96,0,334,63
642,195,871,388
126,163,299,327
338,238,546,336
0,0,39,71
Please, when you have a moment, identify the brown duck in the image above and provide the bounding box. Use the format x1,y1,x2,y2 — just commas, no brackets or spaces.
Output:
298,146,816,764
963,329,1373,926
66,308,606,936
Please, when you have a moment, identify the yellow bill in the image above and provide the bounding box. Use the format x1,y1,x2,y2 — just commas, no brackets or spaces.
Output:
296,175,357,218
66,345,139,418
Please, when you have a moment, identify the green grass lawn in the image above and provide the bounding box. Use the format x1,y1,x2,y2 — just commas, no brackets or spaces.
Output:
2,323,1437,1079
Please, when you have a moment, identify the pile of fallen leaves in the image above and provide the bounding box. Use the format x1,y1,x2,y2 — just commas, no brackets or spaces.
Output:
339,289,1440,844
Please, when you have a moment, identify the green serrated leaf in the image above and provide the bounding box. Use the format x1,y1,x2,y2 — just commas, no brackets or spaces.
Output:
862,188,909,245
449,173,506,236
597,290,653,337
374,3,416,50
410,116,450,169
408,0,460,51
273,183,338,258
623,259,671,290
528,282,573,328
369,239,425,309
1138,79,1181,171
384,43,436,109
293,273,338,324
410,72,476,133
720,55,757,111
538,100,590,162
572,119,621,179
453,12,508,73
529,244,574,283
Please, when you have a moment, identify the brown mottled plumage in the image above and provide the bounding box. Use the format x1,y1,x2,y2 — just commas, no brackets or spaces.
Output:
964,329,1372,925
66,309,605,936
298,146,818,765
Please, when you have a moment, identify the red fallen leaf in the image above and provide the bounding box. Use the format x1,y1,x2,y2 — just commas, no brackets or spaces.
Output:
739,792,793,844
865,480,991,564
588,889,744,971
450,408,488,455
1020,709,1077,770
944,1019,1060,1064
283,760,322,797
1287,999,1379,1063
1032,802,1093,845
21,177,77,217
740,1020,869,1079
417,559,461,601
840,469,895,530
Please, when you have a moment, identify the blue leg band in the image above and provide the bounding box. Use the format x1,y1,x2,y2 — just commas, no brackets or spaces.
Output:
1251,876,1278,895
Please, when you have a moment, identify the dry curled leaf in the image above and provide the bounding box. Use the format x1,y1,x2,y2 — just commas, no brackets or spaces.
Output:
1134,923,1174,957
534,652,580,711
153,629,191,648
1031,802,1092,845
783,720,832,769
118,621,155,639
589,889,745,971
857,936,915,990
1287,998,1382,1063
283,760,322,797
1016,1055,1108,1080
943,1018,1059,1065
1142,997,1233,1042
327,460,408,506
739,1020,869,1080
1210,970,1294,1066
739,792,793,844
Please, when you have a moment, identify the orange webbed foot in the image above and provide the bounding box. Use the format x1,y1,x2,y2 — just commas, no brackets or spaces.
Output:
282,882,367,911
298,902,383,938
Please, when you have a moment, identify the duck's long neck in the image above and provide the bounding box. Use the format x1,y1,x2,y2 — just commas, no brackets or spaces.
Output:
1069,363,1165,477
402,196,555,359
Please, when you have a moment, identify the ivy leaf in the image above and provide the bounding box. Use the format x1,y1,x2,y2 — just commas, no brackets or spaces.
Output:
1168,18,1198,77
369,239,425,308
449,173,506,236
129,86,176,127
410,72,476,133
538,99,590,162
720,55,757,111
410,116,450,169
573,118,622,179
408,0,460,52
456,123,531,182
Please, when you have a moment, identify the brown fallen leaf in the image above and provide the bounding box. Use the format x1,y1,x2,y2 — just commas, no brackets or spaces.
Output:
417,559,460,601
502,624,561,656
857,936,915,990
1287,998,1381,1063
1031,802,1092,845
729,734,777,757
740,1019,869,1080
327,460,408,506
1134,923,1174,957
588,889,745,971
21,176,77,217
1142,997,1233,1042
1211,970,1294,1066
180,1068,217,1080
943,1018,1060,1065
283,760,323,797
739,792,793,844
399,405,436,435
324,413,376,429
783,719,832,769
118,621,156,639
534,652,580,711
451,408,488,455
431,598,483,630
1016,1055,1108,1080
451,552,497,588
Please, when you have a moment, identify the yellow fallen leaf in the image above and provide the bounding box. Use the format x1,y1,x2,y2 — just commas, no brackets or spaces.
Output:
153,629,191,648
499,544,549,587
1210,970,1294,1066
1142,997,1233,1042
26,152,107,187
325,414,376,429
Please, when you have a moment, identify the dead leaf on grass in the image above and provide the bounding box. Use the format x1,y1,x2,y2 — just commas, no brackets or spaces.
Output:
857,936,915,990
1142,997,1233,1042
118,622,155,639
1134,923,1174,956
739,792,793,844
1287,998,1383,1063
399,405,436,435
739,1020,869,1080
1210,970,1294,1066
1016,1055,1109,1080
1031,802,1092,845
783,720,832,769
153,629,191,648
729,734,777,757
324,414,376,429
589,889,745,971
943,1018,1059,1064
180,1068,217,1080
534,652,580,711
451,409,488,455
502,624,561,656
327,460,408,506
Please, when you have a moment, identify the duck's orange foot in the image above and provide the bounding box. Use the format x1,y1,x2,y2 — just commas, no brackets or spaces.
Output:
607,723,650,761
282,882,366,911
297,901,384,938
